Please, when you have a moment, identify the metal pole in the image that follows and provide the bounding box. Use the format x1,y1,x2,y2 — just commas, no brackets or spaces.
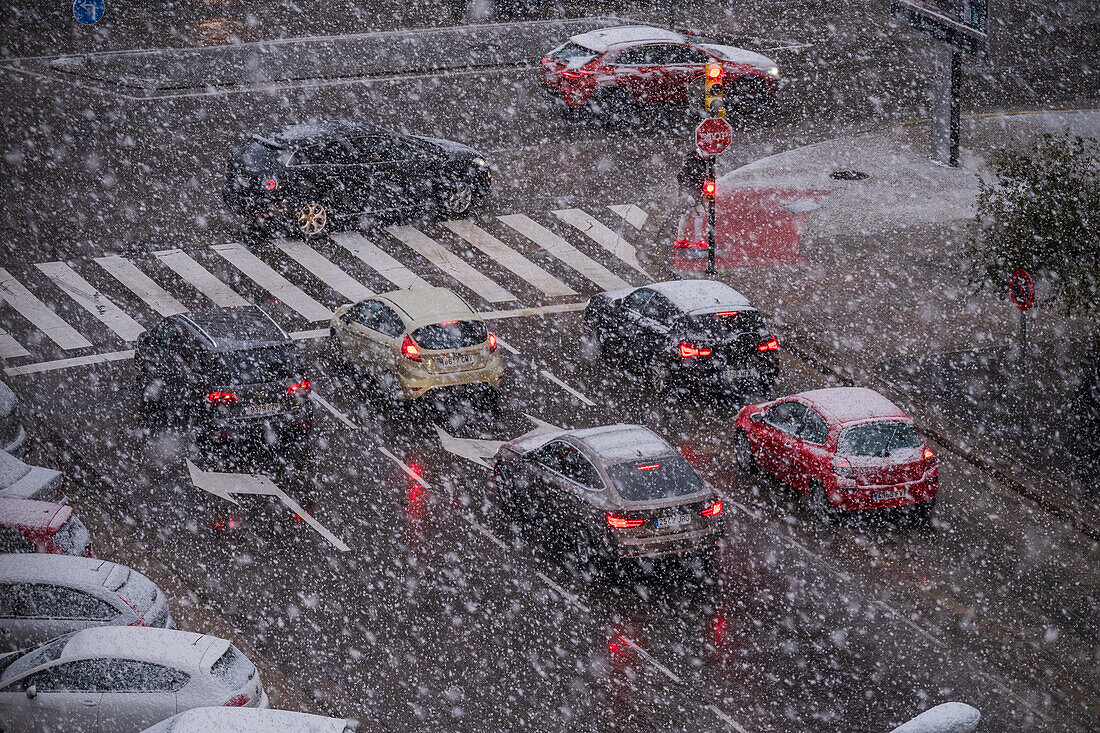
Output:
950,51,961,167
706,156,717,275
1019,310,1027,358
930,48,953,166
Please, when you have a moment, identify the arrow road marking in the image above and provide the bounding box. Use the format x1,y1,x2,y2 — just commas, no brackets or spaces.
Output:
186,460,350,552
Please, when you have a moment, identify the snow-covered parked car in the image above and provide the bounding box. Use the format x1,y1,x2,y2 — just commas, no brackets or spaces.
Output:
0,449,64,504
141,707,359,732
0,498,93,557
0,627,268,732
0,381,25,457
0,554,174,652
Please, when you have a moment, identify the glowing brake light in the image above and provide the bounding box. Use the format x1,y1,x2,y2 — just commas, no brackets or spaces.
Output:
702,179,717,199
206,391,239,405
488,333,498,353
440,320,458,325
263,178,278,190
673,238,707,249
834,457,853,478
562,68,594,78
700,499,723,517
636,463,660,471
286,379,311,395
606,512,645,529
757,335,779,352
223,694,250,707
401,334,421,362
679,341,713,358
714,311,739,317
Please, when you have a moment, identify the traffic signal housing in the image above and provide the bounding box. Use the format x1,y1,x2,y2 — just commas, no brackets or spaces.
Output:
702,177,716,202
703,62,725,117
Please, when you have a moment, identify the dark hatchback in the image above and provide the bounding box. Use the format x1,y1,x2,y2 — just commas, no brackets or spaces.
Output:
223,120,492,238
135,306,312,446
583,279,779,397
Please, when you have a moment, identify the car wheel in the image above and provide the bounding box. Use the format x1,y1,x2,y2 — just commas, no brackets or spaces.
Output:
809,480,837,523
443,175,476,218
734,430,758,474
593,88,637,128
912,498,936,524
731,77,770,115
650,363,672,396
294,202,328,240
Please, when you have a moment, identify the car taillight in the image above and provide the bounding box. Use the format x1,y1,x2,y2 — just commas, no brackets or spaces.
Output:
562,67,594,78
757,335,779,352
401,334,421,362
673,238,707,249
286,379,311,395
679,341,712,358
488,333,498,353
714,311,739,317
263,178,278,190
223,694,250,707
206,391,239,405
834,457,853,478
700,499,723,517
606,512,645,529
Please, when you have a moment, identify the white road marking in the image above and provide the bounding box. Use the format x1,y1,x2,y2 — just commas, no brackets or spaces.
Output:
4,349,134,376
309,392,359,431
479,301,587,321
153,248,249,308
706,704,750,733
553,208,651,279
497,214,631,291
386,225,515,304
492,336,519,355
94,255,188,317
462,515,510,551
289,328,328,340
378,445,431,488
608,204,649,231
434,425,504,469
540,369,595,407
534,569,592,614
442,220,576,297
0,328,30,360
621,636,683,684
332,232,431,291
212,244,333,322
276,241,374,303
36,262,146,342
0,268,92,350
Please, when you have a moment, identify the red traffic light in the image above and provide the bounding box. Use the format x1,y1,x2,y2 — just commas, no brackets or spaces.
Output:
702,179,716,199
705,63,723,80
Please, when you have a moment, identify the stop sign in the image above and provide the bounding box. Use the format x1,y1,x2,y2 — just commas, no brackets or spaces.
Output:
695,117,733,156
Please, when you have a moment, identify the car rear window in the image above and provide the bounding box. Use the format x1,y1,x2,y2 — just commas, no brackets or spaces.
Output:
117,571,158,613
52,515,91,556
682,310,765,338
549,41,599,64
838,421,922,457
607,456,705,502
412,321,487,350
210,646,255,690
213,346,297,384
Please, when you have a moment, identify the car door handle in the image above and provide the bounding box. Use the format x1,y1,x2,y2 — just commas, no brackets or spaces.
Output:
82,699,97,707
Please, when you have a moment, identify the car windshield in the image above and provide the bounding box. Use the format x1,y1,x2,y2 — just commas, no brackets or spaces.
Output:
550,41,599,64
607,456,705,502
210,645,255,690
236,139,281,169
838,421,922,457
412,321,487,350
213,346,297,384
53,515,91,556
1,633,72,683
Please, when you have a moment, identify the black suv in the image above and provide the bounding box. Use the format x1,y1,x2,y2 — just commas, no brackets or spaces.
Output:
223,120,492,238
135,306,312,445
583,279,779,397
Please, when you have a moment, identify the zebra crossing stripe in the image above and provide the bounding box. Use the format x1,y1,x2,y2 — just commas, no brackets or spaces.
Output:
153,249,249,308
608,204,648,231
0,268,92,350
442,220,576,298
496,214,630,292
36,262,146,343
385,225,515,304
552,208,651,280
0,327,30,360
276,241,374,304
331,232,431,291
94,255,188,317
211,244,333,323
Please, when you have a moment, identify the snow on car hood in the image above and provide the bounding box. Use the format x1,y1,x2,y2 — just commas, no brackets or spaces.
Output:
409,135,482,159
698,43,777,70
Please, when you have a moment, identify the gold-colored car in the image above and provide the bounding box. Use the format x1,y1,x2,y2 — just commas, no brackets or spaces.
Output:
330,287,504,402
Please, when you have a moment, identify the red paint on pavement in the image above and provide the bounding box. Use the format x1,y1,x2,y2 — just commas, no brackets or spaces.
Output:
672,186,829,271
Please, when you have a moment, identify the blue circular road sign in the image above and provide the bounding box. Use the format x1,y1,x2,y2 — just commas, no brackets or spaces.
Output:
73,0,105,25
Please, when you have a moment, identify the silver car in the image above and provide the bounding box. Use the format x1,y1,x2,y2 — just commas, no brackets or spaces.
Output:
493,424,723,560
0,553,174,651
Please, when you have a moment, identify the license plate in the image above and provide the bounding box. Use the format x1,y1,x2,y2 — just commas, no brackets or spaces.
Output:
439,354,475,368
654,513,691,530
873,489,905,501
246,402,279,416
725,369,751,380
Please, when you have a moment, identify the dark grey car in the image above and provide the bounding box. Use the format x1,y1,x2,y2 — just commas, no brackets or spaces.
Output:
492,424,723,560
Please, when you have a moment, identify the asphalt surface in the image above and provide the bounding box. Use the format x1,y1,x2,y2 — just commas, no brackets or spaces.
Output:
3,2,1099,731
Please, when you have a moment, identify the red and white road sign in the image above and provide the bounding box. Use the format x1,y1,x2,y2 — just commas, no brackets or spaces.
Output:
1009,268,1035,311
695,117,733,156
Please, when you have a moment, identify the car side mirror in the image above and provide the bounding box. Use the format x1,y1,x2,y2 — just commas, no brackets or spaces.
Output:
611,298,623,308
749,412,763,424
26,685,37,699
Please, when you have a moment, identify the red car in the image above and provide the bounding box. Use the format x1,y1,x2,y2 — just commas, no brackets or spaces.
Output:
0,497,95,556
733,388,938,518
540,25,780,114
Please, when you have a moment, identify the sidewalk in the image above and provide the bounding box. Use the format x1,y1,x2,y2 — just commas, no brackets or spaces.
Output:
648,108,1100,535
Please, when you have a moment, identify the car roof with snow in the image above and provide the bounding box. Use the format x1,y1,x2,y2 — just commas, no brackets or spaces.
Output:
58,627,226,669
798,387,910,425
647,280,752,315
569,25,686,52
140,707,358,733
696,43,776,69
0,497,71,532
258,119,387,147
569,424,677,464
177,305,289,352
0,553,130,592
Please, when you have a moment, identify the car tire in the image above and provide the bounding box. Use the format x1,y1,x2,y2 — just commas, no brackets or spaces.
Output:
912,498,936,524
734,430,758,474
294,202,328,241
442,171,477,218
809,480,837,523
593,87,637,128
650,363,672,396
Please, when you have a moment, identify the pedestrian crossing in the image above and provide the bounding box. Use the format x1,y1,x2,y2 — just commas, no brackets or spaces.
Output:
0,204,651,369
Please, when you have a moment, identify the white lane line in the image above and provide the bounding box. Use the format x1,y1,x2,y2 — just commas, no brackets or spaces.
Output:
608,204,649,231
94,255,188,317
553,208,652,280
379,445,431,489
212,244,333,323
442,220,577,298
462,515,510,551
36,262,146,342
5,349,134,376
276,241,374,304
493,336,519,355
0,268,93,350
0,327,30,360
333,232,431,291
153,248,249,308
872,600,947,650
621,637,683,684
289,328,328,340
707,704,750,733
309,392,359,431
498,214,631,291
479,301,586,321
540,369,595,407
386,225,515,304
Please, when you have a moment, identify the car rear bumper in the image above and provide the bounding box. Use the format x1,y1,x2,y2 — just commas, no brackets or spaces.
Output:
611,524,721,559
675,358,779,393
202,404,313,441
830,478,938,511
399,361,504,401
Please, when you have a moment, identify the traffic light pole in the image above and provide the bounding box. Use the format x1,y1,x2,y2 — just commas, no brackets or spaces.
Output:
705,156,717,275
